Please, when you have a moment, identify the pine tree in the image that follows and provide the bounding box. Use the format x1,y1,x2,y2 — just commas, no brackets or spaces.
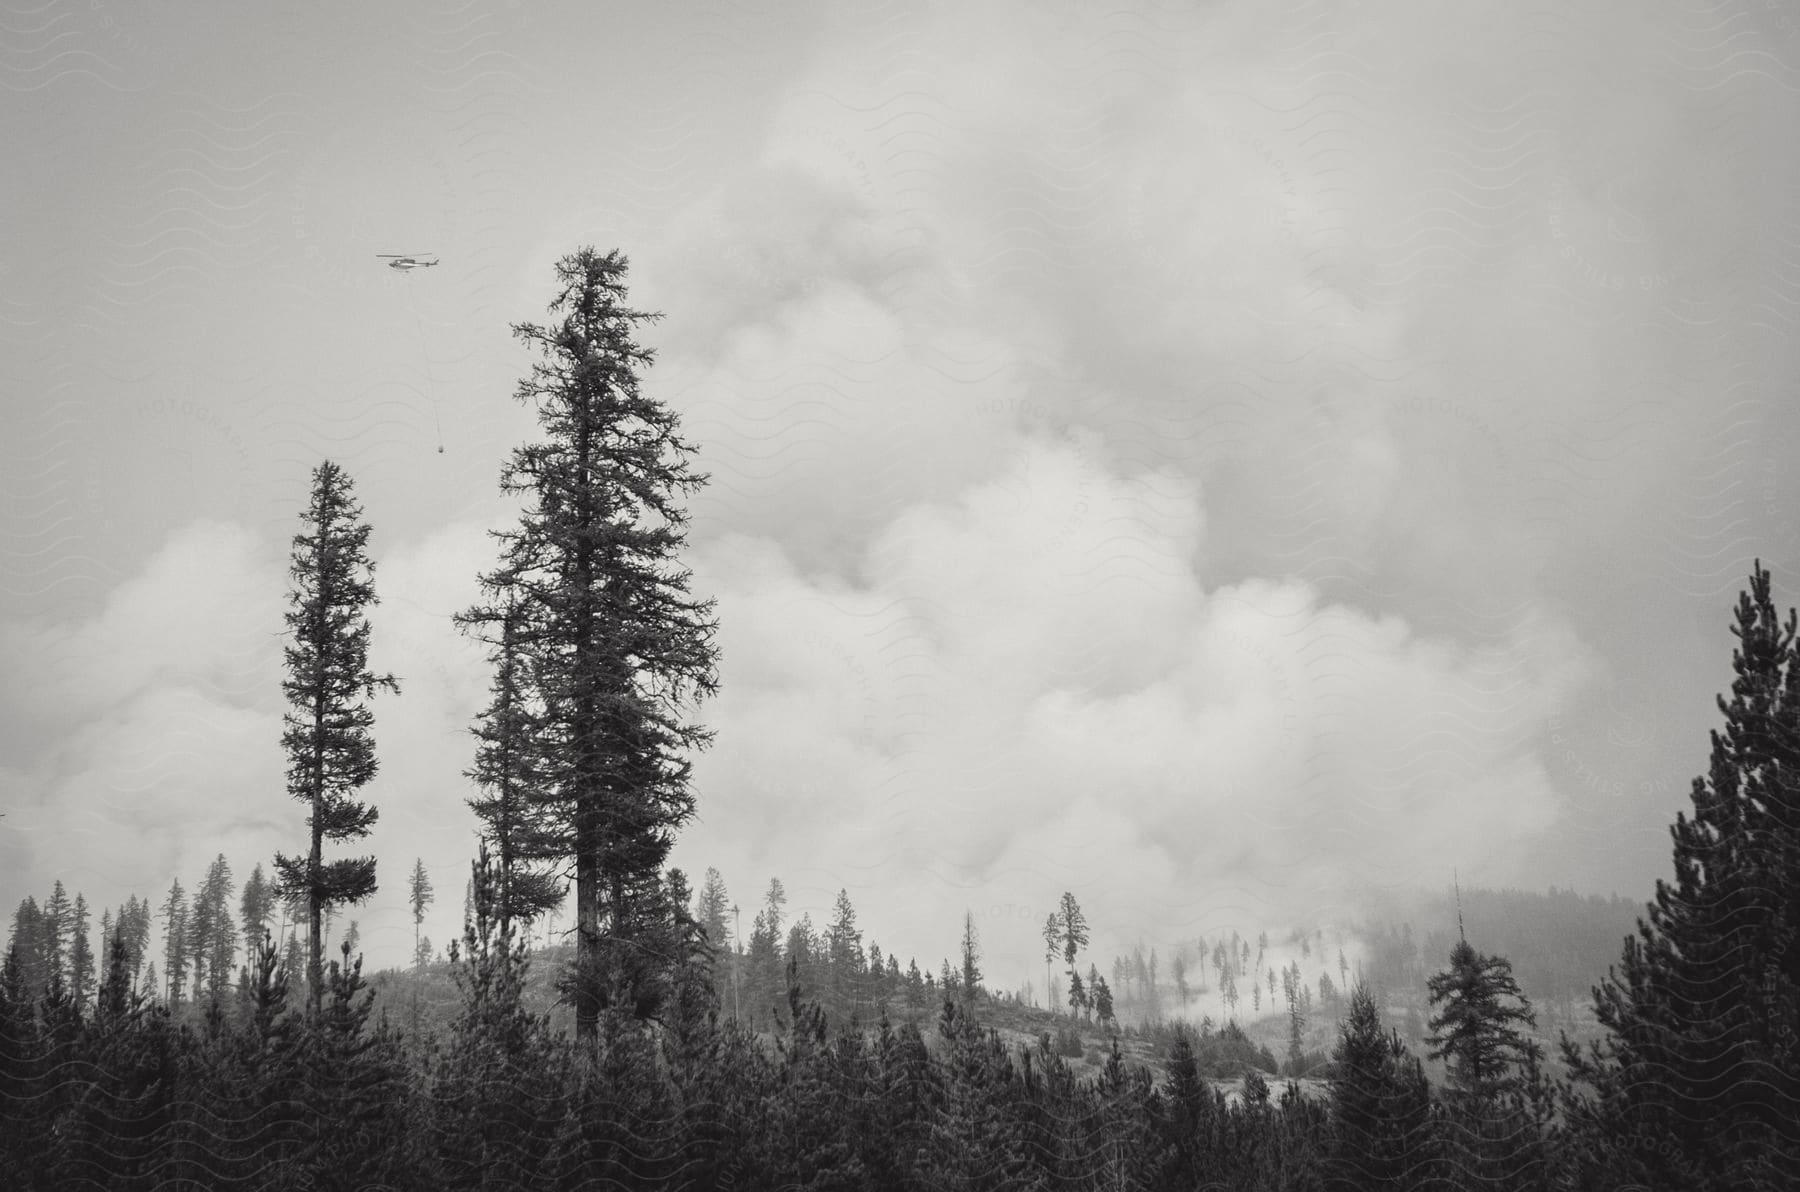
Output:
67,894,93,1012
116,895,150,984
1284,961,1307,1075
1041,913,1060,1017
1326,983,1437,1191
239,864,273,961
42,882,72,993
457,248,719,1039
826,890,863,1021
1425,938,1536,1106
694,868,730,953
1563,561,1800,1190
159,879,188,1006
191,854,235,1003
409,859,434,970
273,460,399,1016
1092,975,1115,1029
1426,937,1548,1192
1057,892,1088,1021
958,912,982,1010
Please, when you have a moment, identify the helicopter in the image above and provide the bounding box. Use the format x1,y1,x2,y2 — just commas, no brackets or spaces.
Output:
378,253,439,270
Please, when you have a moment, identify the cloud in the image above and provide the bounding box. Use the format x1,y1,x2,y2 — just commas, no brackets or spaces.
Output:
0,519,286,918
636,0,1641,978
680,431,1597,974
0,512,507,968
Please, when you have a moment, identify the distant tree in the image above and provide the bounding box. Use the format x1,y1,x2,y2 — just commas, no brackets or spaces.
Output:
763,878,786,940
868,942,887,1014
102,895,144,989
41,881,72,992
787,916,820,1004
239,863,274,961
283,929,304,983
159,879,188,1005
1320,972,1337,1008
409,859,434,970
1172,952,1190,1007
191,854,235,1002
67,893,93,1011
1562,561,1800,1190
745,909,780,1028
456,248,719,1039
1057,892,1088,1020
1042,913,1060,1016
694,868,730,952
342,920,361,960
273,459,400,1016
826,890,864,1020
1093,975,1116,1030
1283,961,1307,1074
959,912,982,1009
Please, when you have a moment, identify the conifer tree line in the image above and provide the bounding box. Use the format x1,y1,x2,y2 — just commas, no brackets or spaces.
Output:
2,244,1797,1187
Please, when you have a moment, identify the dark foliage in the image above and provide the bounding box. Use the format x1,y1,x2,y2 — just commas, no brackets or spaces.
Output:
1561,562,1800,1192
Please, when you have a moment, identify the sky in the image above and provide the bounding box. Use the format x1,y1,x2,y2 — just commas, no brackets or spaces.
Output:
3,0,1799,994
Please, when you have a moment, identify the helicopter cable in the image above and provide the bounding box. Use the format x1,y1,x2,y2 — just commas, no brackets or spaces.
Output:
401,273,445,454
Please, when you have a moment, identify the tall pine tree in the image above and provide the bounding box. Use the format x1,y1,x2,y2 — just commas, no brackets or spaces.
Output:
1564,561,1800,1190
159,879,187,1006
409,859,434,969
273,460,400,1015
457,248,719,1039
66,894,93,1012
